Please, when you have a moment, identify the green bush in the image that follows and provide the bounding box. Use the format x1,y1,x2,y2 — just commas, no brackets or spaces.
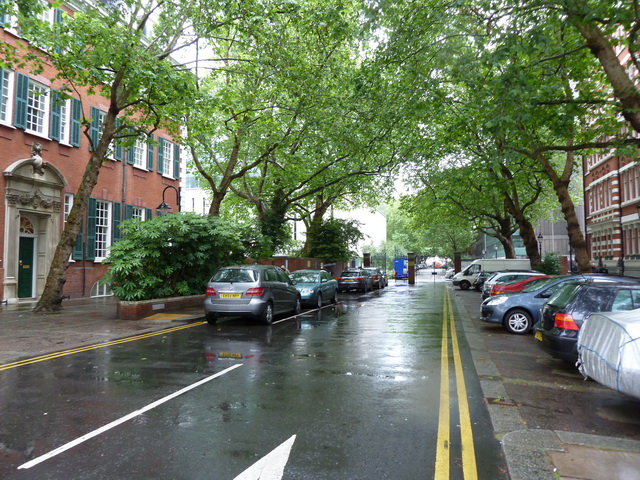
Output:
537,252,562,275
103,213,252,301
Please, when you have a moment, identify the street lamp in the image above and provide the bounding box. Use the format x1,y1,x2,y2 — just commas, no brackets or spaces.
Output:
494,244,498,258
537,233,543,257
157,185,181,214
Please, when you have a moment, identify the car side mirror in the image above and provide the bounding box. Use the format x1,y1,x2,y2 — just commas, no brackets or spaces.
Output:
321,278,327,283
537,290,552,298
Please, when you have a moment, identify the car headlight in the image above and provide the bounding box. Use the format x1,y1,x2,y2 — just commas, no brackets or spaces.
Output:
485,295,509,306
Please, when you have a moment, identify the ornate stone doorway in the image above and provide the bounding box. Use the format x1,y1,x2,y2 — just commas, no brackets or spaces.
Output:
3,147,66,303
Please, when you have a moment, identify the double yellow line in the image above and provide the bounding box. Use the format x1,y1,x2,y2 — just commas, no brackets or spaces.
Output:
0,322,206,372
435,288,478,479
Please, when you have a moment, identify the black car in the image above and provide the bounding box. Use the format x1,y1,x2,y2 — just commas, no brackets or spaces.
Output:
535,281,640,363
338,268,373,292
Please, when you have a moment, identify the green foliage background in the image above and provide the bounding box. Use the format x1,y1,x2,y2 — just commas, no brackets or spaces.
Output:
103,213,264,301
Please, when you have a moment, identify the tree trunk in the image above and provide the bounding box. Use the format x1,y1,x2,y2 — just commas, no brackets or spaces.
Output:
34,115,118,312
513,212,542,267
568,8,640,133
535,151,591,272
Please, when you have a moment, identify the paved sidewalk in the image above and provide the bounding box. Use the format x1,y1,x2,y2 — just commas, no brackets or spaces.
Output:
2,292,640,479
0,296,205,365
449,284,640,480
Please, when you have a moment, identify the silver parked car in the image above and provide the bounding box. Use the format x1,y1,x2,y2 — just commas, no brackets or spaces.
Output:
204,265,302,325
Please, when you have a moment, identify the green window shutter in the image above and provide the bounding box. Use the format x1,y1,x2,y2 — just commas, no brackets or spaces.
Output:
145,208,152,220
125,204,133,220
54,9,63,53
173,143,180,180
70,98,81,147
49,90,61,141
157,137,164,175
89,106,100,151
13,73,28,129
146,134,154,171
127,145,135,164
72,219,84,260
114,122,122,161
86,197,97,261
112,202,121,241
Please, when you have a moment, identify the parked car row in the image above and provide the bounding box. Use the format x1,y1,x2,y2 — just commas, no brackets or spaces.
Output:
204,264,387,325
475,270,640,398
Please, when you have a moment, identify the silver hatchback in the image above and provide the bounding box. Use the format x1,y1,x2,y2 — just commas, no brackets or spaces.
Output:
204,265,302,325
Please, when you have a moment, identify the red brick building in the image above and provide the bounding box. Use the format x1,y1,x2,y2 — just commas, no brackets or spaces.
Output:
0,5,181,302
583,34,640,276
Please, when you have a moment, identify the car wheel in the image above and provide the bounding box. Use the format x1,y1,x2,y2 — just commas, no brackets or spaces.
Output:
331,289,338,304
260,302,274,325
459,281,471,290
293,296,302,315
316,293,323,308
205,313,218,325
504,309,533,334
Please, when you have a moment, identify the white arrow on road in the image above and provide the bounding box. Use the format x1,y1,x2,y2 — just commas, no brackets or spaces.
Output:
233,434,297,480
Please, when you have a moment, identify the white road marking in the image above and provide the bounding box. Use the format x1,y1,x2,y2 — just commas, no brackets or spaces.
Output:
234,435,297,480
18,364,244,470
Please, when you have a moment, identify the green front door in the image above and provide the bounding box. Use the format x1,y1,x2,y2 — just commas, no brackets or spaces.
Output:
18,237,34,298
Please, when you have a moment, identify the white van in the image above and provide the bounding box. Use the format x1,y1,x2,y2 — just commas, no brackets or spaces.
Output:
451,258,532,290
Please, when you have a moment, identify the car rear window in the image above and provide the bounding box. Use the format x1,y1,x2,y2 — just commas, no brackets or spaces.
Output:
341,271,362,278
212,268,257,283
546,283,582,308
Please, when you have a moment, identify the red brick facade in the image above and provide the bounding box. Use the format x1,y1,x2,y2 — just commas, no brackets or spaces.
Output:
1,10,180,302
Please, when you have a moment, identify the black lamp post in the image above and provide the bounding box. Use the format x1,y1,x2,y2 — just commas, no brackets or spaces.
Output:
157,185,181,214
537,233,543,257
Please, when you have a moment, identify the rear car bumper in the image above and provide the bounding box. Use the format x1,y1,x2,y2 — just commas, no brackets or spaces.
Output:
534,328,579,363
204,298,267,318
338,281,365,291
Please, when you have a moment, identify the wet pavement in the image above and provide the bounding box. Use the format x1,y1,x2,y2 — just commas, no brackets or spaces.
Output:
0,278,639,478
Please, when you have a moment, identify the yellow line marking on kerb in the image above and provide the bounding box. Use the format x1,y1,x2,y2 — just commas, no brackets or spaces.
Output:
435,288,478,479
0,322,206,372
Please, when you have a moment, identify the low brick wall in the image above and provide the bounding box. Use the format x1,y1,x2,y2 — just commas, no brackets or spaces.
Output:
117,294,205,320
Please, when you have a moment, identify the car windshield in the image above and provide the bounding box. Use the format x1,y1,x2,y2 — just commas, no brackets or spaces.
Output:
522,277,560,292
211,268,257,283
290,272,320,283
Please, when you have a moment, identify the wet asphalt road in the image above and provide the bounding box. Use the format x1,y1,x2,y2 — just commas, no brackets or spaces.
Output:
0,277,506,479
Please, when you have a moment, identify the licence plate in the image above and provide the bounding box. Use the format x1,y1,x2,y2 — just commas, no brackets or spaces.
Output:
221,293,241,299
345,279,354,282
219,352,242,358
534,331,543,341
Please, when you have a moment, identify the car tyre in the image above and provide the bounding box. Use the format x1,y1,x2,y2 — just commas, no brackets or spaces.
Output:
331,289,338,304
316,293,322,308
205,313,218,325
260,302,274,325
459,281,471,290
504,309,533,334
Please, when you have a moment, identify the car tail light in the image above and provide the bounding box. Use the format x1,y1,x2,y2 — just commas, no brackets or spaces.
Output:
355,276,363,280
554,313,579,330
206,287,217,296
245,287,265,296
